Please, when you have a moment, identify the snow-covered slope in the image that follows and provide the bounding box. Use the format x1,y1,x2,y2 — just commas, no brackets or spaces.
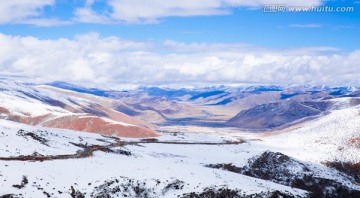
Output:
258,103,360,163
1,81,360,197
0,119,309,197
0,80,159,138
1,115,360,197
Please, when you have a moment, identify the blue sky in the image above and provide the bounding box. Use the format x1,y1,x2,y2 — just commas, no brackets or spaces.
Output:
0,0,359,85
0,0,359,50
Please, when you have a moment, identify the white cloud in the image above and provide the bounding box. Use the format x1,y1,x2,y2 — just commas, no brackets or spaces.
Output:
336,25,355,29
0,0,323,25
0,33,359,86
289,24,322,28
0,0,55,24
106,0,228,24
18,18,73,27
74,4,113,24
75,0,323,24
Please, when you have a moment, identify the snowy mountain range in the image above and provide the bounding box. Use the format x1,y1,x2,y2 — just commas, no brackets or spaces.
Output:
0,80,158,138
1,79,360,197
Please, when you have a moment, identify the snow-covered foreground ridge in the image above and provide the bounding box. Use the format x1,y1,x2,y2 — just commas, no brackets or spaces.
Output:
1,104,360,198
261,105,360,164
1,80,360,197
0,80,159,138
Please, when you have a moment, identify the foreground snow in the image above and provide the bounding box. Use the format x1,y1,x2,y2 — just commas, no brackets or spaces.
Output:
0,119,309,197
1,104,360,197
259,105,360,163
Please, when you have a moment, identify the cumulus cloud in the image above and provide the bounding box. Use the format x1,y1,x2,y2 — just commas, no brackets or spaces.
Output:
0,0,323,25
74,7,112,24
74,0,323,24
0,0,55,24
0,33,359,86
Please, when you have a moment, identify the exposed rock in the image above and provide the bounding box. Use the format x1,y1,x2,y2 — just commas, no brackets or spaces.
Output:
12,176,28,189
325,161,360,183
350,98,360,107
207,151,360,198
181,187,297,198
226,100,321,129
17,129,49,146
70,186,85,198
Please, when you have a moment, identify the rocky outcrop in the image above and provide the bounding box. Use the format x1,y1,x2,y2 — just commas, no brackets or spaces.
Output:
207,151,360,198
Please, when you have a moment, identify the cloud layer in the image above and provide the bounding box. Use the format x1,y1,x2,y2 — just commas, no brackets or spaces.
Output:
0,0,55,24
75,0,322,24
0,33,359,86
0,0,322,25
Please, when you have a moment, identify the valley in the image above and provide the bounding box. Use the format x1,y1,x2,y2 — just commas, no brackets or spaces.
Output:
1,80,360,197
1,1,358,197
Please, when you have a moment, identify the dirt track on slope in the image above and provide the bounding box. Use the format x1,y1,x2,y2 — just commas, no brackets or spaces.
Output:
0,139,244,162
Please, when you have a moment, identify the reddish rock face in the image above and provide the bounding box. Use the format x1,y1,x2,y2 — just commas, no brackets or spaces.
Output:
40,115,160,138
349,138,360,148
0,107,10,114
0,106,160,138
0,81,160,138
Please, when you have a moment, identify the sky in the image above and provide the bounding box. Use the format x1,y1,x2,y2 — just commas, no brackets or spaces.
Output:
0,0,359,86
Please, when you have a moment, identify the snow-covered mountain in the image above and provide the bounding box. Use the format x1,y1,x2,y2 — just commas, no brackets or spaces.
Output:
0,80,158,138
1,80,360,197
1,105,360,197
